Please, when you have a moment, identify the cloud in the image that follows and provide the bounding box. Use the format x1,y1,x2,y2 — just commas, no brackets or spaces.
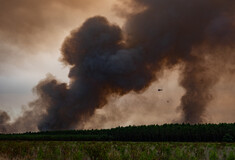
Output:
0,0,235,133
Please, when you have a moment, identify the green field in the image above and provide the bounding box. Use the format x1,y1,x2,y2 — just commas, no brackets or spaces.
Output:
0,141,234,160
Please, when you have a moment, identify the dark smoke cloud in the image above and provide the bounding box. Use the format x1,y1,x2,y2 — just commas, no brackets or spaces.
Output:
123,0,235,123
1,0,235,132
0,111,10,132
0,94,43,133
179,57,218,123
38,17,154,130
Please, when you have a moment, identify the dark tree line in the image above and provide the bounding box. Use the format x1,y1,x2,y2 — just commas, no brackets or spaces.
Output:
0,123,234,142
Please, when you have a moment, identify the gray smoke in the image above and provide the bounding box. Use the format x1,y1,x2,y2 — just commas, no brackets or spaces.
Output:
1,0,235,132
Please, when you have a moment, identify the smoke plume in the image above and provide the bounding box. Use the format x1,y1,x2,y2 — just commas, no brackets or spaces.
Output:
1,0,235,132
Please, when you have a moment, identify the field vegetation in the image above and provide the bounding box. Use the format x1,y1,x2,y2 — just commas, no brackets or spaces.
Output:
0,141,234,160
0,124,234,159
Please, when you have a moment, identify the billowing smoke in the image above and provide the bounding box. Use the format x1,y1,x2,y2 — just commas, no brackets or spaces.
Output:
1,0,235,132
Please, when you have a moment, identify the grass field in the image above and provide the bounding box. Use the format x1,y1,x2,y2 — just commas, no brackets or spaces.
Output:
0,141,234,160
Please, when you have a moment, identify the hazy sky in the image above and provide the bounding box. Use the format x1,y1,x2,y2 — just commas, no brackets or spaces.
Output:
0,0,234,129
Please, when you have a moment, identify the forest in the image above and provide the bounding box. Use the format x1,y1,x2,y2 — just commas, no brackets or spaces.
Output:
0,123,234,142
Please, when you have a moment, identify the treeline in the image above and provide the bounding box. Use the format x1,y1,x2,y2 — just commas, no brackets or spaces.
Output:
0,123,234,142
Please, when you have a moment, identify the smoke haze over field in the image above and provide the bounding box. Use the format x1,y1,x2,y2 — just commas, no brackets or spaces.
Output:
0,0,235,132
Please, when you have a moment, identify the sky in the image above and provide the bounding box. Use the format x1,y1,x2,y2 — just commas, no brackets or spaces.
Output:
0,0,234,131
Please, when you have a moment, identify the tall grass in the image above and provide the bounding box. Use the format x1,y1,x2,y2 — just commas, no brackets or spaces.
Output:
0,141,234,160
